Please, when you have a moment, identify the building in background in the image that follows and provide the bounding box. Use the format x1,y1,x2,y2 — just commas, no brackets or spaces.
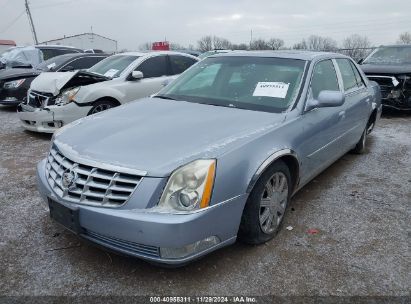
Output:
40,33,117,53
0,40,16,54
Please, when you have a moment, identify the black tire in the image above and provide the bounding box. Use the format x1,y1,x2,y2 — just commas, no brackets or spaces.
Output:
238,160,291,245
351,126,367,154
87,100,118,116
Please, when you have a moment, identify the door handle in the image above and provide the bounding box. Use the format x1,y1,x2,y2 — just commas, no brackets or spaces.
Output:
338,110,346,120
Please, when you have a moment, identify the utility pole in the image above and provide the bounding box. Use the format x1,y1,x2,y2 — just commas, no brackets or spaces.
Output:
25,0,38,44
249,29,253,50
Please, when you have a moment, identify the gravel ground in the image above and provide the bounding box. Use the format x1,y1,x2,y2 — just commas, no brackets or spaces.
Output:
0,106,409,298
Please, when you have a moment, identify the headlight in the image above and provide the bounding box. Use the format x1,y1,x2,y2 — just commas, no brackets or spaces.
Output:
55,87,80,106
4,79,25,89
158,159,216,212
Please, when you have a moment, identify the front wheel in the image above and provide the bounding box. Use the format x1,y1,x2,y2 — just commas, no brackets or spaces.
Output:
87,100,117,116
238,160,291,244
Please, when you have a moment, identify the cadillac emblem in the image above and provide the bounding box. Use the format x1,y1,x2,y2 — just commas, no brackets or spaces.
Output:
61,168,77,190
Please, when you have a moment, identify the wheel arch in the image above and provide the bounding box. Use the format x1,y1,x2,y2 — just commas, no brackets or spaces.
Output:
93,96,121,107
246,149,300,195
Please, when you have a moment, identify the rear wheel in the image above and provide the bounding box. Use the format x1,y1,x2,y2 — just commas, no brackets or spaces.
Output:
87,100,117,115
238,160,291,244
352,126,367,154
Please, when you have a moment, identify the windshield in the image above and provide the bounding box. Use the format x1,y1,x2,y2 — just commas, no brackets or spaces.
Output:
36,55,71,71
0,46,43,69
88,55,138,78
158,56,306,113
363,46,411,65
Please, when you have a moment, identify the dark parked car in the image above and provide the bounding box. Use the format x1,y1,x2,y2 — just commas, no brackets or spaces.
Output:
0,53,107,106
359,45,411,111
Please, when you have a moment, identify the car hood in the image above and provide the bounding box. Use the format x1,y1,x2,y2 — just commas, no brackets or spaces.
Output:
53,98,285,177
360,63,411,75
30,71,108,96
0,68,40,81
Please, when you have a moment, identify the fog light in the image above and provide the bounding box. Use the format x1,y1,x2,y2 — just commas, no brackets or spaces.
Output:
160,236,220,259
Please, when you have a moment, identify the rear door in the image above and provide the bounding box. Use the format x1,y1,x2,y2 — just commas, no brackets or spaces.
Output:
335,58,370,148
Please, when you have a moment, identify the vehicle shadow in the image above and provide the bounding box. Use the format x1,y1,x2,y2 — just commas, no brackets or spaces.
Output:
0,105,18,112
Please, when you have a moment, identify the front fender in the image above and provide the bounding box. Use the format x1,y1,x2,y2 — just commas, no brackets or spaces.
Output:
75,84,125,106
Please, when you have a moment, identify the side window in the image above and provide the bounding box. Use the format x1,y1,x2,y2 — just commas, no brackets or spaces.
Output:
41,48,77,60
64,57,105,70
310,60,340,99
169,55,197,75
336,59,358,91
136,56,167,78
350,61,365,88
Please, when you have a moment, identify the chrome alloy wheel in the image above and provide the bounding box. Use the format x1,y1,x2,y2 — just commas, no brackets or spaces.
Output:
259,172,288,234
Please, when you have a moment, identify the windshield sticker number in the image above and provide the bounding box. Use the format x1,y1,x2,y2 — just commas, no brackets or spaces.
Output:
253,82,290,98
104,69,119,78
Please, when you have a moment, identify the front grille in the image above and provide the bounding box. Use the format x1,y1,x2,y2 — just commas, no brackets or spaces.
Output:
85,230,160,258
46,145,142,207
27,90,54,108
366,75,396,99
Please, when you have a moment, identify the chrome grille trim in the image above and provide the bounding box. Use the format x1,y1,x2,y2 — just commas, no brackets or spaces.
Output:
46,145,143,207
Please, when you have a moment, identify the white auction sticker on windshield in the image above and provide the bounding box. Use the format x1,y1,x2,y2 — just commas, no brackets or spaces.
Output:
253,82,290,98
104,69,119,78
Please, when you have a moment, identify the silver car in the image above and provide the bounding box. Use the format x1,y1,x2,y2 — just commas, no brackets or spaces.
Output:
37,51,381,266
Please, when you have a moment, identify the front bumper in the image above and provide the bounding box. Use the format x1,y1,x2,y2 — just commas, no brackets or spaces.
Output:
36,159,245,265
17,102,92,133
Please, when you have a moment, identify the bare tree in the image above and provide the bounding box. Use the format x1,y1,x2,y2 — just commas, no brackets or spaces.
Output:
341,34,371,61
213,36,232,49
138,42,151,51
292,40,308,50
170,43,185,50
197,36,213,52
250,38,270,50
267,38,284,50
397,32,411,44
306,35,338,51
232,43,248,50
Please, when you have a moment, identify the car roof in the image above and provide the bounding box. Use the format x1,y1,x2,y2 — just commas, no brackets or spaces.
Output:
377,44,411,48
212,50,350,61
117,51,199,57
49,53,108,60
35,45,83,51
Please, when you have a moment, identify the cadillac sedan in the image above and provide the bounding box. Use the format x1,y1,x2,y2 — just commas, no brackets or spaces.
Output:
36,51,381,265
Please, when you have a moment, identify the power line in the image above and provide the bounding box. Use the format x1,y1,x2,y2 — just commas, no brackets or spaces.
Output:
0,10,25,33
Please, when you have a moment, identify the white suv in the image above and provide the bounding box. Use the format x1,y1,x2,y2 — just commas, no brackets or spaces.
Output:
17,51,199,133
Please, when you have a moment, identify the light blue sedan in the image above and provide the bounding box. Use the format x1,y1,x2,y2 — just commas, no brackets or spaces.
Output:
37,51,381,265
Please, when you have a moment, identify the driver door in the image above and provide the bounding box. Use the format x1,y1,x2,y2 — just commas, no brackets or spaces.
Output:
123,55,171,102
297,59,347,184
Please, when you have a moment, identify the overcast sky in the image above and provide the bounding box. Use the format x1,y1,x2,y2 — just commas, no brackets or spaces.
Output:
1,0,410,50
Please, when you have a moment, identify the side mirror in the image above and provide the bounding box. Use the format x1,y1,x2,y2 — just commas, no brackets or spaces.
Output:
306,90,345,111
60,65,74,72
357,58,364,64
130,70,144,80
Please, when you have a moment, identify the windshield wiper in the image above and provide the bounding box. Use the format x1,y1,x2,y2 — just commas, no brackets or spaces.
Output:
155,95,176,100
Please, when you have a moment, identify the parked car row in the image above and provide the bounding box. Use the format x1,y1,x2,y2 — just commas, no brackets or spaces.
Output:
16,51,199,132
27,50,381,265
